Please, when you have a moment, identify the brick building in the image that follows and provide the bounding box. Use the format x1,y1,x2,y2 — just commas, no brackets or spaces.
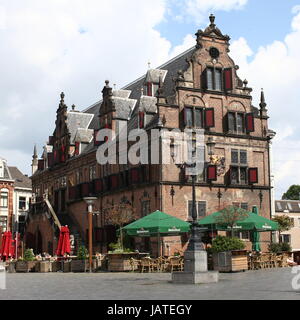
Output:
0,158,32,234
27,15,274,255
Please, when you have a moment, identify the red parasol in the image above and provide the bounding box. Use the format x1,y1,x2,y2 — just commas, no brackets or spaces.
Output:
0,232,14,261
56,226,71,256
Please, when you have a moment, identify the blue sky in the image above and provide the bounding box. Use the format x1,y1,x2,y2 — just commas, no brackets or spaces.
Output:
0,0,300,200
159,0,299,53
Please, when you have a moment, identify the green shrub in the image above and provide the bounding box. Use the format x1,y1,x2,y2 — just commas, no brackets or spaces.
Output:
108,242,132,254
269,242,292,253
24,249,35,261
280,242,292,253
269,243,282,254
77,246,88,260
212,236,245,253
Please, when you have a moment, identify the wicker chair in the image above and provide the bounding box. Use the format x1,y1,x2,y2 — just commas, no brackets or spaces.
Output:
140,257,152,273
129,258,141,272
168,257,182,272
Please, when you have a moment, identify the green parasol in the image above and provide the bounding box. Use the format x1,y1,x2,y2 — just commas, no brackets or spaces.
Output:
252,206,261,252
122,210,191,236
198,207,279,232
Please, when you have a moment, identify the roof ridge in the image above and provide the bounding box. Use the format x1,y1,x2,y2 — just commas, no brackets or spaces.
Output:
82,46,195,114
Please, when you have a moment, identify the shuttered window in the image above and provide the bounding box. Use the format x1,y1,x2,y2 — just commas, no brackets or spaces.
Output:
204,67,223,91
227,112,246,134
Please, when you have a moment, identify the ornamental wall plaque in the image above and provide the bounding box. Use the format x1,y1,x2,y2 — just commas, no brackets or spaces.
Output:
210,155,226,176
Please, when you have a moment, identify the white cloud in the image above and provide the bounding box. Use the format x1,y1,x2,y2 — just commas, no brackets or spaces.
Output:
184,0,248,24
169,34,195,58
0,0,172,175
230,10,300,199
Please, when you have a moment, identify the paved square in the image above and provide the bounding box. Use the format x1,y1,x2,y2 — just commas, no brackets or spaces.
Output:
0,268,299,300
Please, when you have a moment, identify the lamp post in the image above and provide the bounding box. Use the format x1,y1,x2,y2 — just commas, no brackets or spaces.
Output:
83,197,97,273
172,138,218,284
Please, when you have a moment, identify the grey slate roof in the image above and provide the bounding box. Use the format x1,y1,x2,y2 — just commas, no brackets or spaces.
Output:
74,128,94,143
8,167,32,189
275,200,300,213
67,111,94,142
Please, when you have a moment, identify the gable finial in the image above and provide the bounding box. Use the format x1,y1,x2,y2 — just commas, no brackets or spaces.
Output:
260,88,267,110
209,14,216,27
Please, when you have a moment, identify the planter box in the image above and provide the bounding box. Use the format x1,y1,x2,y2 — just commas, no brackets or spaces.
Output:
16,261,37,273
7,262,16,273
63,261,71,273
71,259,99,273
71,260,88,273
51,261,62,272
213,250,248,273
107,253,140,272
35,261,52,273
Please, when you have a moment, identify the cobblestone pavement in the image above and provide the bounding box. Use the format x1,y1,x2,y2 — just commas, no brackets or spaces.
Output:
0,268,299,300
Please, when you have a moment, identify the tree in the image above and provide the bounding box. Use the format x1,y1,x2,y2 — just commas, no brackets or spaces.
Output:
215,206,249,238
282,185,300,200
272,215,294,243
104,203,137,250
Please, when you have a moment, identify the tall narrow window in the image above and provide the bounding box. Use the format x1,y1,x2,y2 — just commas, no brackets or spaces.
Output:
236,114,244,134
185,108,193,127
195,109,202,128
19,197,26,210
227,112,245,134
0,192,8,208
215,69,222,91
204,67,223,91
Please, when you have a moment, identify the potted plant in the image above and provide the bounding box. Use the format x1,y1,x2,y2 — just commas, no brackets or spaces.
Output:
71,246,89,273
16,249,37,273
107,242,139,272
212,236,247,272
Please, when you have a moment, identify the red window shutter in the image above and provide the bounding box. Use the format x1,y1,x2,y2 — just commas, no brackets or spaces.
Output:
68,186,76,200
245,113,255,132
60,146,66,162
224,68,233,91
204,108,215,128
147,82,152,96
139,112,145,129
207,165,217,181
75,142,80,155
94,179,103,194
110,175,119,189
94,130,101,146
248,168,258,184
47,153,54,167
38,160,44,171
131,168,139,183
81,183,90,197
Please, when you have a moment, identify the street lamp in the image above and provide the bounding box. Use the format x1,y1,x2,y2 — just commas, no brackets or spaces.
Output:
83,197,97,273
172,140,219,284
207,137,216,159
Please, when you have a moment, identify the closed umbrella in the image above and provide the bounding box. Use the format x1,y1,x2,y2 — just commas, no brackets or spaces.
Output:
0,232,13,261
252,206,261,252
56,226,71,256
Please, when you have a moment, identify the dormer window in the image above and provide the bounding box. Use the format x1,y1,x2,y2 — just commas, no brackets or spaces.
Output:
144,83,159,97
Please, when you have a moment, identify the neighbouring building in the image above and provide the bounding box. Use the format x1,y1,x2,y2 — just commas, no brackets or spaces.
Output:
274,200,300,262
0,158,32,234
27,15,275,256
